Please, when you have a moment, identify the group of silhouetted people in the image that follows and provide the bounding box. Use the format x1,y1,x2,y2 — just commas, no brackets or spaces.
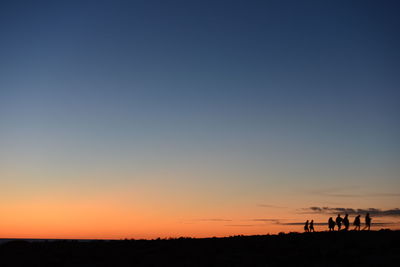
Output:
304,220,315,232
304,213,371,232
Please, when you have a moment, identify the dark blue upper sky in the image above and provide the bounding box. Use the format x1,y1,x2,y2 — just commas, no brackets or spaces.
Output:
0,0,399,220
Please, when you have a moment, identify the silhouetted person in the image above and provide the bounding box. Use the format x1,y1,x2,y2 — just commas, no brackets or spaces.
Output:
354,215,361,231
328,217,335,231
343,214,350,231
335,214,343,231
309,220,315,232
304,220,309,232
362,213,372,231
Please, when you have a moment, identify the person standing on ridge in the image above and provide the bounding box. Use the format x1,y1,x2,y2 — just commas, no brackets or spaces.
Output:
304,220,309,232
354,215,361,231
363,213,372,231
335,214,343,231
309,220,315,232
343,214,350,231
328,217,335,231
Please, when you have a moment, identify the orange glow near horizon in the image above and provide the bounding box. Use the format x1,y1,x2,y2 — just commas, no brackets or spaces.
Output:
0,200,293,239
1,169,399,240
1,194,398,239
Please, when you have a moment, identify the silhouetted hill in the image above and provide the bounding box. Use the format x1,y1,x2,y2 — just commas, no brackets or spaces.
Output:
1,230,399,266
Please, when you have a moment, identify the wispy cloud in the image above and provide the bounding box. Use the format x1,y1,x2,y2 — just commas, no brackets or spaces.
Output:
278,221,396,226
224,224,255,227
368,193,400,197
279,222,327,226
251,218,281,223
179,218,232,224
224,218,286,227
302,207,400,217
257,204,287,209
249,216,399,227
316,193,400,198
194,219,232,222
308,187,400,198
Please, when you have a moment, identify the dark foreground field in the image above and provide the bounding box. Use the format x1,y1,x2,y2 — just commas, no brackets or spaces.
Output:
1,230,399,267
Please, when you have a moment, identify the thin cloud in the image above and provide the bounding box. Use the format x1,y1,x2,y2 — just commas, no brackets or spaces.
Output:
180,218,232,224
318,193,400,198
309,187,400,198
303,207,400,217
248,219,393,227
279,221,396,226
279,222,327,226
195,219,232,222
257,204,287,209
224,224,255,227
225,219,286,226
251,219,281,223
369,193,400,197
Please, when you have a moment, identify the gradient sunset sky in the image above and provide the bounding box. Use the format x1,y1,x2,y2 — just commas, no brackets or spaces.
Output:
1,0,399,239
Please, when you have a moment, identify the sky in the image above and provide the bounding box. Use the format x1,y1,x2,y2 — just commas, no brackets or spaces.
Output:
1,0,399,239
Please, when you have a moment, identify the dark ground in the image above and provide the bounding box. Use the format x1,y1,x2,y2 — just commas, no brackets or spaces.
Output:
1,230,399,267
